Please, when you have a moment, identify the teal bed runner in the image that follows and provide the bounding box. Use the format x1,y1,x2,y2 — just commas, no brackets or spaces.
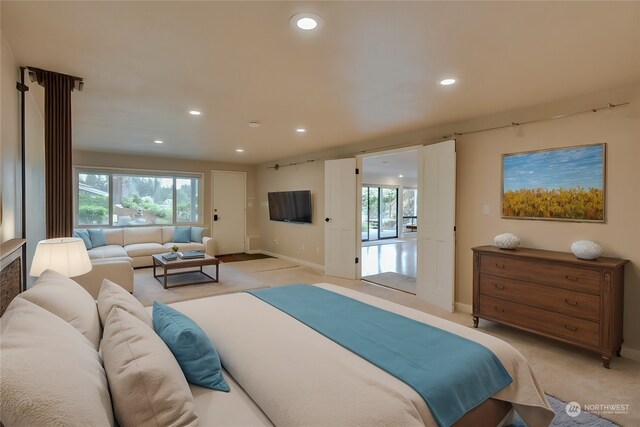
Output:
248,285,512,427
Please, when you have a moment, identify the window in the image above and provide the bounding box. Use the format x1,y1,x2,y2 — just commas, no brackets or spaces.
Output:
75,169,203,227
402,188,418,230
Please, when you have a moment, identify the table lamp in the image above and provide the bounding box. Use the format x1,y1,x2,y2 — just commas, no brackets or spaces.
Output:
29,237,93,277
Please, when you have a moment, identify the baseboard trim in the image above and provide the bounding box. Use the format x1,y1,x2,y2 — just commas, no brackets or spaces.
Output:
249,250,325,272
621,346,640,362
454,302,472,314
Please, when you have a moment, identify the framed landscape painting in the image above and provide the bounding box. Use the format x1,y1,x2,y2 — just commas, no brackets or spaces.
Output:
502,143,605,222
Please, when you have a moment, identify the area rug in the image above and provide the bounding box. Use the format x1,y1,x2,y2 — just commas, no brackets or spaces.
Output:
133,263,268,306
226,257,299,273
510,394,619,427
362,272,416,294
217,253,273,263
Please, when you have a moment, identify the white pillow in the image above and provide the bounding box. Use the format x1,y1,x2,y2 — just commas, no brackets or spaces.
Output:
20,269,101,349
0,298,114,426
97,279,153,328
102,307,198,426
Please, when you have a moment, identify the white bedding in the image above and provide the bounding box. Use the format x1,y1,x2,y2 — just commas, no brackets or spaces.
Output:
169,283,555,427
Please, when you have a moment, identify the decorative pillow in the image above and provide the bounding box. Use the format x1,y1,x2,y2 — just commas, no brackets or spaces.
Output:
0,298,114,426
102,307,198,427
88,229,108,248
20,269,102,350
190,226,205,243
153,302,230,391
97,279,153,328
174,226,192,243
74,229,93,250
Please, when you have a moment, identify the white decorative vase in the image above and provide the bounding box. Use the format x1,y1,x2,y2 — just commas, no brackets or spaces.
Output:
494,233,520,250
571,240,602,260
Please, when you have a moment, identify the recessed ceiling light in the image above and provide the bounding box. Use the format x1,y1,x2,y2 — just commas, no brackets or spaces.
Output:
398,175,404,178
189,110,202,116
154,140,163,144
296,128,306,133
440,78,456,86
290,13,323,31
236,149,244,153
248,121,260,128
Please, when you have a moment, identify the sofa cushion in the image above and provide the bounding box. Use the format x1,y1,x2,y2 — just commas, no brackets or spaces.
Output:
153,302,230,392
124,242,166,258
162,226,175,244
98,279,153,328
88,229,108,248
74,229,93,249
163,242,205,252
0,298,114,427
102,307,198,427
91,256,133,265
123,226,162,245
103,228,124,246
20,269,102,350
174,226,192,243
87,244,129,260
191,226,205,243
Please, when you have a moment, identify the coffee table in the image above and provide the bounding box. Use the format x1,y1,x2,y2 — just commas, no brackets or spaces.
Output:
152,253,220,289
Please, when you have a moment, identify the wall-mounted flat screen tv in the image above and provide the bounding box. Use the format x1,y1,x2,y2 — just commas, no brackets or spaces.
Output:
268,190,312,224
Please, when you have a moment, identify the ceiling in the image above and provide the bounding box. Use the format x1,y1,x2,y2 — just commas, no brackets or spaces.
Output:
2,1,639,165
363,149,418,181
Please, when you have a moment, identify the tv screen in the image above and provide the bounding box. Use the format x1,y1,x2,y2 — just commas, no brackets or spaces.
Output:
268,190,312,224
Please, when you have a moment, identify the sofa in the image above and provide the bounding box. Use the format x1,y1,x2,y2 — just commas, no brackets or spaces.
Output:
80,226,215,268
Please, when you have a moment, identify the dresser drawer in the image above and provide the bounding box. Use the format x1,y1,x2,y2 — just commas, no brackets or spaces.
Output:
479,295,600,348
480,254,601,294
479,274,600,322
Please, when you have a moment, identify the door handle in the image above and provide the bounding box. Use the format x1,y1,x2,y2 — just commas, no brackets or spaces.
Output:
325,217,332,222
213,214,219,221
565,275,579,281
565,298,579,306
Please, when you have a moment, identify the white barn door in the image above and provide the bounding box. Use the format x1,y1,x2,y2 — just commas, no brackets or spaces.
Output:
417,140,456,311
324,158,357,279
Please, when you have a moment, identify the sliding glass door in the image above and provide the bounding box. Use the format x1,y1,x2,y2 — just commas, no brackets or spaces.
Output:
362,186,398,241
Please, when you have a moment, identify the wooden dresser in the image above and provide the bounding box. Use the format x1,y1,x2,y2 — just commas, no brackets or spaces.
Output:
472,245,627,368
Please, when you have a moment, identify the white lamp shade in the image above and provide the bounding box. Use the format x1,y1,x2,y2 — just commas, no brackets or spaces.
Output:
30,238,93,277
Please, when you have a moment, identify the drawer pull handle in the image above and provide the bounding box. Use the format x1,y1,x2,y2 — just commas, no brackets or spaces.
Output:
495,263,506,269
564,324,578,332
494,306,504,313
565,299,578,306
565,275,579,281
494,284,505,290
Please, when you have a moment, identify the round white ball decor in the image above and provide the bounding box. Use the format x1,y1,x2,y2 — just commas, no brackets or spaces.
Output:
571,240,602,260
494,233,521,250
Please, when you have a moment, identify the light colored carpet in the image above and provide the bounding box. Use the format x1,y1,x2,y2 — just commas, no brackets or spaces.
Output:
133,263,268,306
363,272,416,294
226,257,299,273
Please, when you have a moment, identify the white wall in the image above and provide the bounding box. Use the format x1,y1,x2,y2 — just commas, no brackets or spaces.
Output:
0,32,21,243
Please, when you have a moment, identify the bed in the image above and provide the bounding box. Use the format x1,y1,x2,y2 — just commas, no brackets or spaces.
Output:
166,283,554,427
1,267,554,427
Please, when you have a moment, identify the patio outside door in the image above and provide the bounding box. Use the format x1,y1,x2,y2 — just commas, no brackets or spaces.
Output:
361,186,398,241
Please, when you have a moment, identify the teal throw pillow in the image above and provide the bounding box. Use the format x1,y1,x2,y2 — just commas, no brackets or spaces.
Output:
73,229,92,250
190,227,204,243
152,302,230,392
88,229,107,248
173,226,191,243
